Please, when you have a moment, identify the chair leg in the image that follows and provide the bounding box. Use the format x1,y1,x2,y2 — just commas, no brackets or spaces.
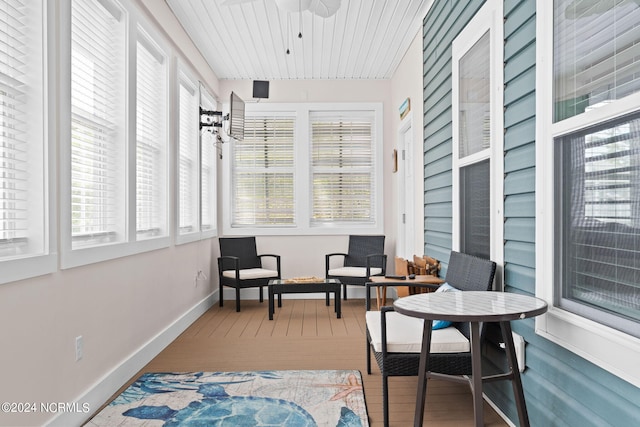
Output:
366,339,372,375
382,373,389,427
259,286,264,303
343,283,348,300
219,282,224,307
235,288,241,312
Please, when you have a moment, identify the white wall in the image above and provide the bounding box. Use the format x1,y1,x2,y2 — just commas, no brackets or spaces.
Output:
217,79,396,281
0,1,219,426
390,31,426,256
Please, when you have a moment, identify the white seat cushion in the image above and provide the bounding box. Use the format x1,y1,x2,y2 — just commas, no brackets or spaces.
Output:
222,268,279,280
328,266,383,277
366,311,470,354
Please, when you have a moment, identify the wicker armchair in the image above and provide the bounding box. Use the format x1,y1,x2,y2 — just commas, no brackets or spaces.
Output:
218,237,281,312
365,251,496,427
325,235,387,299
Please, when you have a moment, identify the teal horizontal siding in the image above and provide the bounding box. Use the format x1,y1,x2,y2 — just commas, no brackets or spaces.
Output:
504,67,535,105
504,217,534,242
504,42,535,82
423,169,451,190
504,95,536,128
504,193,535,217
504,117,535,150
504,167,535,195
504,144,535,173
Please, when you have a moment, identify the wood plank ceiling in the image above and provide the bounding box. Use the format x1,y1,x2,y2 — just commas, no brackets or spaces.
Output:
165,0,433,80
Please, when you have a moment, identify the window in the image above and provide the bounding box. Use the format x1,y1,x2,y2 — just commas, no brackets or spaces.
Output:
310,111,377,226
61,0,173,268
0,0,55,284
136,28,168,240
536,0,640,386
451,3,503,272
555,112,640,337
70,0,126,249
223,103,383,235
177,68,200,242
232,112,295,227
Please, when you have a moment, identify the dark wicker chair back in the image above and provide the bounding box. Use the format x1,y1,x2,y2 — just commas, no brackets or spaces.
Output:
344,235,386,268
444,250,497,339
219,237,262,269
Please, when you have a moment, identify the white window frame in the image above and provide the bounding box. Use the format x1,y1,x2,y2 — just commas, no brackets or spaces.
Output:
60,0,171,269
451,2,504,282
222,102,383,236
536,0,640,387
0,0,57,285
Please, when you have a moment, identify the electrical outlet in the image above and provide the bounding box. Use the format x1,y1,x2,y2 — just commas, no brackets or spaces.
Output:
194,270,208,286
75,335,83,361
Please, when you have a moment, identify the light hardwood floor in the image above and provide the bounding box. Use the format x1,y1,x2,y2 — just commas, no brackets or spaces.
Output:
119,297,509,426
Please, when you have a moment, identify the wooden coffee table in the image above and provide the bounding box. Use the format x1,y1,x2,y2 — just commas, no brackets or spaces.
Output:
268,278,342,320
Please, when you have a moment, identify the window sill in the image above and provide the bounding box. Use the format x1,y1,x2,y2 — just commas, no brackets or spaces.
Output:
536,307,640,388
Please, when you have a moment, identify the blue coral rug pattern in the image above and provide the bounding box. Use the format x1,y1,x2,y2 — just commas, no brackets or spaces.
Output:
86,369,369,426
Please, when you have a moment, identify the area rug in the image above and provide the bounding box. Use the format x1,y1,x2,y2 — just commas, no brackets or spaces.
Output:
86,369,369,426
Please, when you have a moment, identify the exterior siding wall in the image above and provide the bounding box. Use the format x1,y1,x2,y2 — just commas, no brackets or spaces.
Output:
423,0,640,425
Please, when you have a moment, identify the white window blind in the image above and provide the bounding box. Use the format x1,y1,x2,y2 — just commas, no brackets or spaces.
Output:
232,114,295,226
458,31,490,157
178,72,199,235
0,0,45,260
70,0,125,248
200,88,216,232
310,111,375,224
136,30,167,239
554,0,640,121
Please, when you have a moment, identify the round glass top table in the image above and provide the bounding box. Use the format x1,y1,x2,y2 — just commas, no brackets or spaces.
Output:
394,291,548,427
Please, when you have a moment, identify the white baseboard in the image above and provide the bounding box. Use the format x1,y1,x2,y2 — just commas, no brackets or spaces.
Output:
46,291,217,427
484,393,517,427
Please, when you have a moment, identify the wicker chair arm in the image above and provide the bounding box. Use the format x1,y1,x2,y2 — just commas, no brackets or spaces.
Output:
325,253,348,274
218,255,240,270
379,306,395,358
258,254,281,275
365,253,387,275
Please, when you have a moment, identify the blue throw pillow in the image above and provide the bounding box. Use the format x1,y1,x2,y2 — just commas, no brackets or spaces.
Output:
432,282,460,330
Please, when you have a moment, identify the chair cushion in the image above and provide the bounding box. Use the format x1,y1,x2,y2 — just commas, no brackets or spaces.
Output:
366,311,469,354
328,266,383,277
432,282,460,329
222,268,279,280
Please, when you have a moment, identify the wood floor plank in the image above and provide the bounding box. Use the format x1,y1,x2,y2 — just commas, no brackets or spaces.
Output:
100,298,510,427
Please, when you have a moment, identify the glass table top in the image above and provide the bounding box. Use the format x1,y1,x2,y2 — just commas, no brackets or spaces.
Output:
393,291,548,322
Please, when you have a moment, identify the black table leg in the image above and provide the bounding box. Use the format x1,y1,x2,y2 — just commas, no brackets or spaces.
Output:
501,321,530,427
268,286,274,320
414,320,433,427
470,322,484,426
336,289,341,318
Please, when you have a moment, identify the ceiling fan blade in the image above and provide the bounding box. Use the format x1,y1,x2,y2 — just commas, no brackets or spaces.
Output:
308,0,341,18
222,0,258,6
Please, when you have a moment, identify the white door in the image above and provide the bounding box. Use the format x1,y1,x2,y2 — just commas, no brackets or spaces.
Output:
397,117,414,259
